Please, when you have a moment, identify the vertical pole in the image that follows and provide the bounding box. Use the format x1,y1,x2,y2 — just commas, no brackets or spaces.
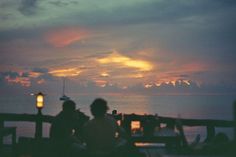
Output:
35,109,43,139
176,119,188,147
234,101,236,141
12,127,16,156
206,125,215,142
0,119,4,149
0,119,3,129
123,115,131,136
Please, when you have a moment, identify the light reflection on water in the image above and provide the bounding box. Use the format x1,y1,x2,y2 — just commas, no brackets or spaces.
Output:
1,94,235,143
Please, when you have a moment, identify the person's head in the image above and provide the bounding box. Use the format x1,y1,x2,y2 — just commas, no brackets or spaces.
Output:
90,98,108,118
62,100,76,113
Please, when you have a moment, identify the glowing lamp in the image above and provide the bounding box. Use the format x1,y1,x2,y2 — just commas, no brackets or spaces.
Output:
131,121,141,130
131,121,142,135
36,92,44,109
34,92,44,139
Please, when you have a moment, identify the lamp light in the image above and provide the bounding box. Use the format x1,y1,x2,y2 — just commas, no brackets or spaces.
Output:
36,92,44,109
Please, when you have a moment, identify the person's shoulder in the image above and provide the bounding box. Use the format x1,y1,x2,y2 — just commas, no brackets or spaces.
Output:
104,114,118,125
83,118,95,128
106,114,116,120
52,112,62,121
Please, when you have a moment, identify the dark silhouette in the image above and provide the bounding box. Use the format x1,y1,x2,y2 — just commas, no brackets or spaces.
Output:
143,116,157,136
82,98,130,157
175,119,236,155
49,100,89,157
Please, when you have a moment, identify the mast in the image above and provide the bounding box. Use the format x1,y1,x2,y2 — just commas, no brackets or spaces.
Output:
60,77,70,101
62,77,65,96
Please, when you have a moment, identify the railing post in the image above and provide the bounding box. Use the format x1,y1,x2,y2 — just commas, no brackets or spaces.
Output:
123,115,131,136
0,118,4,149
143,116,155,137
35,109,43,139
206,125,215,142
234,101,236,141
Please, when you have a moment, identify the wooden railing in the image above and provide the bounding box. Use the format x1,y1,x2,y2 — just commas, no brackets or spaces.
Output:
1,112,235,147
113,114,236,145
0,113,54,146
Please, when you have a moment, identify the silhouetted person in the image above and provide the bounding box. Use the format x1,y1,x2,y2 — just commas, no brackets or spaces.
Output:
203,132,231,154
82,98,127,157
50,100,89,157
112,109,117,115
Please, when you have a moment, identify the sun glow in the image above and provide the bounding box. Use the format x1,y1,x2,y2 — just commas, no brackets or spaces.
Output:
49,68,81,77
97,52,153,71
100,72,110,77
144,84,153,88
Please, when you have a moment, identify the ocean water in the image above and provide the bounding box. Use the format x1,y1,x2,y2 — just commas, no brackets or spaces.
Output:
1,93,235,143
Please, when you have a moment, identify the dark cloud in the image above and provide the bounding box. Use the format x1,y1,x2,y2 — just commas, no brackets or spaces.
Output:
32,67,48,73
18,0,37,16
0,13,11,21
0,28,41,41
39,73,55,81
0,71,32,79
0,71,19,78
75,0,236,62
21,72,29,77
73,0,235,27
49,1,70,7
48,0,79,7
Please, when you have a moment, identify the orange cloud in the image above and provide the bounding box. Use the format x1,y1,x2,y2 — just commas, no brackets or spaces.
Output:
28,71,42,78
45,27,89,47
49,68,82,77
3,70,44,87
179,62,208,73
37,79,45,84
5,76,31,87
126,74,144,78
95,80,107,87
97,51,153,71
100,72,110,77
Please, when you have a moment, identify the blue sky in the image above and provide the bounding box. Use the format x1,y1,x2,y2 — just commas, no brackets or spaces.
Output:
0,0,236,95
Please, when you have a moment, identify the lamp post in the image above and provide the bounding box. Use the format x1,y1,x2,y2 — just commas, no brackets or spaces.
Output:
234,101,236,141
36,92,44,115
35,92,44,139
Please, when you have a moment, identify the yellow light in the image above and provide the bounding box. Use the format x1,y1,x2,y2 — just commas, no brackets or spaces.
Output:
144,84,153,88
131,121,141,130
117,120,121,126
170,81,176,86
49,68,81,77
100,72,109,77
155,83,161,87
36,92,44,109
183,80,191,85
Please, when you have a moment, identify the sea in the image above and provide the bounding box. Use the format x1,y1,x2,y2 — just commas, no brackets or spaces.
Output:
1,93,235,143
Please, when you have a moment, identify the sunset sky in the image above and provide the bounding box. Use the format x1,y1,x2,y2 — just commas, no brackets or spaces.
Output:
0,0,236,95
